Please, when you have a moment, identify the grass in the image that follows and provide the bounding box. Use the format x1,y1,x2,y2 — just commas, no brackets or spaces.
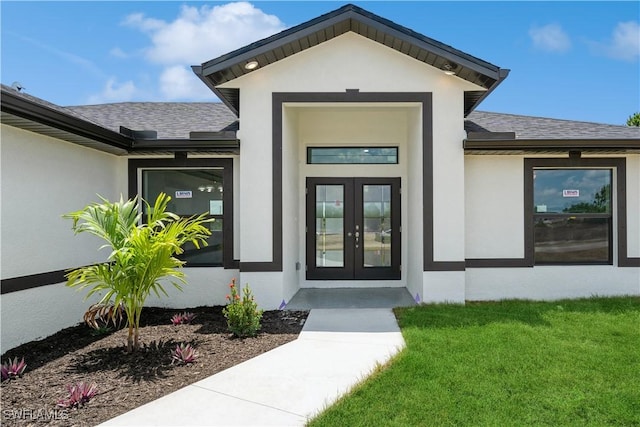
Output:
309,297,640,426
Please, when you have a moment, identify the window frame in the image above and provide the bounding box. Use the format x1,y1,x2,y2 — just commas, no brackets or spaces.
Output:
532,168,613,265
128,158,236,269
524,157,633,267
306,146,399,165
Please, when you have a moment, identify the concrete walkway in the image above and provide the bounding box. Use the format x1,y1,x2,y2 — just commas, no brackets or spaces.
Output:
101,308,405,426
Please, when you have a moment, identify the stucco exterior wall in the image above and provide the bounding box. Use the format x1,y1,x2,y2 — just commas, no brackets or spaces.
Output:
1,125,126,278
1,124,127,350
466,266,639,301
464,153,640,300
626,154,640,257
465,156,525,258
221,32,480,303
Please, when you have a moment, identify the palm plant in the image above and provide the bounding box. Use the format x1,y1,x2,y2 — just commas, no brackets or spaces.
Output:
64,193,211,352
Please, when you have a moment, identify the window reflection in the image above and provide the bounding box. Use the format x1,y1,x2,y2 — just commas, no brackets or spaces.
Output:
533,169,611,213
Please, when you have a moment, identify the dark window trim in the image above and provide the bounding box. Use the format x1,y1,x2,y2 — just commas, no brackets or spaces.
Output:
467,157,638,268
526,157,636,267
306,146,399,165
256,91,459,274
305,177,401,280
128,158,236,269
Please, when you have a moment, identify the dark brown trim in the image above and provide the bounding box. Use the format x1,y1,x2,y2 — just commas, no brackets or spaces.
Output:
427,261,467,271
267,91,461,273
239,262,282,272
1,269,68,294
524,157,638,267
465,258,531,268
128,158,236,269
464,139,640,152
418,95,464,271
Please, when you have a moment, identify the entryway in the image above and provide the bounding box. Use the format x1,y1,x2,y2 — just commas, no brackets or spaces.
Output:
285,287,415,309
306,177,401,280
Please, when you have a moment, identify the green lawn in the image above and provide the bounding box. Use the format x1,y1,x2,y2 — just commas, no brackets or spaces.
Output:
309,297,640,426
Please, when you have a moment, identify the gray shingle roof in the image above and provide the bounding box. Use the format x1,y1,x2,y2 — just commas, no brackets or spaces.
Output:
0,84,106,126
466,111,640,140
66,102,237,139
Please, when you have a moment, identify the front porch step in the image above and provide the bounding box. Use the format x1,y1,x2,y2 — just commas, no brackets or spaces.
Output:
285,287,416,310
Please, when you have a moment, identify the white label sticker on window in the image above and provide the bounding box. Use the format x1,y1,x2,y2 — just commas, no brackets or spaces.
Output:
536,205,547,213
210,200,223,215
562,189,579,197
175,190,192,199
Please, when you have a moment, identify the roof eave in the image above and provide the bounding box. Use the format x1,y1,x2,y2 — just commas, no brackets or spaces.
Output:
1,87,132,152
464,68,510,117
192,66,239,116
463,138,640,153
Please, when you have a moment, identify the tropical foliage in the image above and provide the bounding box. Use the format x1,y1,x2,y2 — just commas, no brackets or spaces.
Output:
223,280,263,338
57,382,98,409
626,112,640,126
1,357,26,382
64,193,211,352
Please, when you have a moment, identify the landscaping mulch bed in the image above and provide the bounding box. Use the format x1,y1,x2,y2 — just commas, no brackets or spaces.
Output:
1,306,308,426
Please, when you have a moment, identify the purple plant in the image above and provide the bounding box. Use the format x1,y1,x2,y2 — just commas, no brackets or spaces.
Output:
171,343,198,365
1,357,27,382
171,312,196,325
57,382,98,409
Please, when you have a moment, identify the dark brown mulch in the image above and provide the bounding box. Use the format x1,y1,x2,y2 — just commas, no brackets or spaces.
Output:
0,306,308,426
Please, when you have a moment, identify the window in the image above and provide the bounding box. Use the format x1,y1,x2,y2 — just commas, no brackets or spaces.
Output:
307,147,398,164
129,158,234,268
532,168,612,264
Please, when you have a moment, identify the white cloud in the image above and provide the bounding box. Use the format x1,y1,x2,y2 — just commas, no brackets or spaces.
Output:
591,21,639,61
529,23,571,53
125,2,285,65
119,2,285,101
160,65,215,100
88,77,138,104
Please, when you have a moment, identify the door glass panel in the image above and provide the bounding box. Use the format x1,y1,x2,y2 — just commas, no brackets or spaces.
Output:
362,185,391,267
316,185,344,267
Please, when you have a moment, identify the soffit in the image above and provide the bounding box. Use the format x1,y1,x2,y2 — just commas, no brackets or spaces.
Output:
195,4,508,116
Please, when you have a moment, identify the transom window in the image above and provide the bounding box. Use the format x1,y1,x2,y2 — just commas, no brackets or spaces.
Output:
307,147,398,164
532,168,612,264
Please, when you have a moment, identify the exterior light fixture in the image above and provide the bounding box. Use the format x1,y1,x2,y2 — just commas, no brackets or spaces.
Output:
442,63,456,76
244,60,259,70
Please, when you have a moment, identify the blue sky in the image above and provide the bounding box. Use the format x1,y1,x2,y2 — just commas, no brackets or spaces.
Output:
2,1,638,124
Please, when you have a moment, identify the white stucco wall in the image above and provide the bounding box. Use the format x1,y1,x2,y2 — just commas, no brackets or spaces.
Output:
1,125,127,278
464,153,640,301
465,156,525,258
1,128,241,351
466,266,639,301
626,154,640,257
221,32,479,303
1,124,127,350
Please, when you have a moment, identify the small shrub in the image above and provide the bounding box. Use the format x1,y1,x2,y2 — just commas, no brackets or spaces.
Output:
1,357,26,382
222,279,263,338
57,382,98,409
171,312,196,325
171,343,198,365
